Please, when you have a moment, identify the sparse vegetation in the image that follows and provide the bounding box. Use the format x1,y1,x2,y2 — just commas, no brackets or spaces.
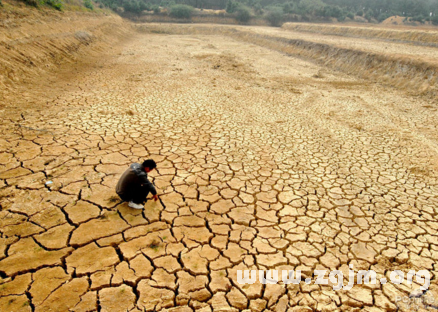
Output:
149,240,160,251
108,195,120,203
23,0,39,7
17,0,64,10
46,0,63,10
84,0,94,10
99,213,108,219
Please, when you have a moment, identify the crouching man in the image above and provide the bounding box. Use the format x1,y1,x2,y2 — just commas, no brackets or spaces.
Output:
116,159,158,209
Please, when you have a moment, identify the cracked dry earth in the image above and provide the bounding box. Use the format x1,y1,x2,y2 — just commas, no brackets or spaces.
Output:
1,26,438,312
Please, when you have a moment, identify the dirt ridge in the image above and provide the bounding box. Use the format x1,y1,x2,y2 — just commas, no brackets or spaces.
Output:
0,10,131,89
282,22,438,47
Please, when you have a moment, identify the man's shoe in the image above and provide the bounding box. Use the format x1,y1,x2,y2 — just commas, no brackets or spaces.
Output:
128,201,144,209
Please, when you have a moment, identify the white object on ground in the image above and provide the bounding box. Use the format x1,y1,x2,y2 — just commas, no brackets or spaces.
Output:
128,201,144,209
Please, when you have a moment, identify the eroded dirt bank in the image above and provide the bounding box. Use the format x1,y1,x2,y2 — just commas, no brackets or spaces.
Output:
1,21,438,311
0,7,131,90
282,23,438,47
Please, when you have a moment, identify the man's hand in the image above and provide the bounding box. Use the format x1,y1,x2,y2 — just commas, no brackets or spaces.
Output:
153,194,159,202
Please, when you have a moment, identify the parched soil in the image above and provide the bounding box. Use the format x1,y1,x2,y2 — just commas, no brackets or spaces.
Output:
1,21,438,312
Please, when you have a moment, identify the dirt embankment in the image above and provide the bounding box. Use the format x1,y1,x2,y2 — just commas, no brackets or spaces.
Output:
0,6,132,91
282,22,438,46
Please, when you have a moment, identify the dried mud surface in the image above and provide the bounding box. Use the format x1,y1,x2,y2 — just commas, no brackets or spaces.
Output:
1,25,438,311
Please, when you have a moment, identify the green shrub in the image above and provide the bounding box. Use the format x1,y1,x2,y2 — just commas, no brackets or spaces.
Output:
254,3,263,15
347,12,354,19
18,0,65,10
235,5,251,23
160,0,174,7
377,12,390,22
84,0,94,10
364,9,375,21
169,4,194,19
413,15,425,23
283,2,293,14
152,4,160,13
265,7,283,27
123,1,140,13
356,10,363,17
333,6,344,19
23,0,39,7
226,0,238,14
298,0,325,15
139,1,149,11
123,0,150,13
432,15,438,25
301,14,310,21
46,0,63,10
337,14,346,21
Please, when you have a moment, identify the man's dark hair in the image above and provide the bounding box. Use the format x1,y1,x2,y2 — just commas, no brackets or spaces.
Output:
142,159,157,170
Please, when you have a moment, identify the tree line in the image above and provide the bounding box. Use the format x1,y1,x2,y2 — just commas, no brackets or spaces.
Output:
95,0,438,24
6,0,437,25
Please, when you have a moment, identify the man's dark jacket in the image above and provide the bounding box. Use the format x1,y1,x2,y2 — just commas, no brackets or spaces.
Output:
116,163,157,199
